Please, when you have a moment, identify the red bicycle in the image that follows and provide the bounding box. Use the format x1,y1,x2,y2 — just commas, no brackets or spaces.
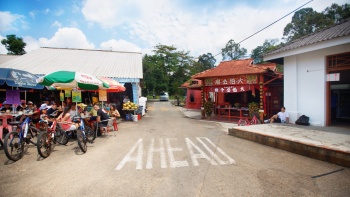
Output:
238,114,261,126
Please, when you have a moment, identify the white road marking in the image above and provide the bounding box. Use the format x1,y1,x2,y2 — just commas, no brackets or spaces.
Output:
197,137,236,165
185,138,218,166
115,138,143,170
146,138,167,169
116,137,235,170
165,138,189,168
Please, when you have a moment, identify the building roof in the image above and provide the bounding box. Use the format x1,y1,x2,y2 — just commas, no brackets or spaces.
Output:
193,58,276,79
0,47,143,79
0,54,20,64
264,18,350,57
180,79,202,89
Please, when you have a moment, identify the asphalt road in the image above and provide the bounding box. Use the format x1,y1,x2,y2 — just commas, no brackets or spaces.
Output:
0,101,349,197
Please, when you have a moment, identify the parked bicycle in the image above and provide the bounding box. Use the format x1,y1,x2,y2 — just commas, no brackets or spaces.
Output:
73,116,96,153
37,112,69,158
237,114,261,126
3,115,41,161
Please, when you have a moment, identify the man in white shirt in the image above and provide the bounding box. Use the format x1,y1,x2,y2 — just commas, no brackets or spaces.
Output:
265,107,289,123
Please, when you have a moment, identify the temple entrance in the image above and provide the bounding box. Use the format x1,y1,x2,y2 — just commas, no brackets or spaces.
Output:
327,52,350,128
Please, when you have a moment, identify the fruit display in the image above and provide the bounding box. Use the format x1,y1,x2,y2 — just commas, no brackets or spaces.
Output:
122,101,138,110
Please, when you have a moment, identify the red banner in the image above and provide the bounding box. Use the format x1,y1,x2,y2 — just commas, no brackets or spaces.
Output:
204,75,258,86
206,85,257,93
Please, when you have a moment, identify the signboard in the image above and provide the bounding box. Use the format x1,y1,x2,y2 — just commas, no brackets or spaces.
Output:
206,85,256,93
60,92,64,101
204,75,258,86
65,90,71,97
6,90,21,104
326,73,340,81
99,90,107,101
72,91,82,102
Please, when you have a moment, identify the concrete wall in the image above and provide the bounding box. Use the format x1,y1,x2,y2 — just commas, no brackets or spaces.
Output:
284,43,350,126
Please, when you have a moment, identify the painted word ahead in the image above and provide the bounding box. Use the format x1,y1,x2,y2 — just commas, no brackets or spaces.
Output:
116,137,235,170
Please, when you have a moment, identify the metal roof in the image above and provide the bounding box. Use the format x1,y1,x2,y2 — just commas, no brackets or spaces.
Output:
264,18,350,56
193,58,276,78
0,47,143,79
0,54,20,64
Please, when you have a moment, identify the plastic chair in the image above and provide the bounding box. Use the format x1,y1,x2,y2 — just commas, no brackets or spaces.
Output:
95,119,116,137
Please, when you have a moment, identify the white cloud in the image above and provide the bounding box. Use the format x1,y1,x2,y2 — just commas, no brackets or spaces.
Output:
0,35,8,54
54,9,64,16
23,36,40,53
29,11,36,19
45,9,50,14
81,0,350,59
38,27,95,49
99,39,141,52
0,11,26,33
51,21,62,28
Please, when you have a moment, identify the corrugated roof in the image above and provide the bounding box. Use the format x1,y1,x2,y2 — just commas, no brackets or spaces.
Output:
264,18,350,56
0,47,143,79
193,58,275,78
0,54,20,64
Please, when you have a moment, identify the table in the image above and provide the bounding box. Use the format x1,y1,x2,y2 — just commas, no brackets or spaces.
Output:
216,107,249,120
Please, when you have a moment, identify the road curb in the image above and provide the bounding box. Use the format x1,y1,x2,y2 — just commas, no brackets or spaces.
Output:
228,127,350,167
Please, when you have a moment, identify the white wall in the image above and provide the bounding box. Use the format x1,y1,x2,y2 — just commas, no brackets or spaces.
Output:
284,43,350,126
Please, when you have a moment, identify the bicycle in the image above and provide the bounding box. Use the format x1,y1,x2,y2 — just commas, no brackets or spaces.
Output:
37,112,69,158
237,114,261,126
3,115,41,161
73,116,96,153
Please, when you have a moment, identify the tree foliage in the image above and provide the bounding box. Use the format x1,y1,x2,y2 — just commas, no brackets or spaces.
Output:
221,39,247,61
283,3,350,42
251,39,279,64
1,34,26,55
142,45,217,97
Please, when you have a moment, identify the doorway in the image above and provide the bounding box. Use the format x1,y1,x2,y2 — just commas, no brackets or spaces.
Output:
327,52,350,128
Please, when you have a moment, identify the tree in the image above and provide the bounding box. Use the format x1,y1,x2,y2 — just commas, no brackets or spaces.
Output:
251,39,279,64
283,3,350,42
198,53,216,70
221,39,247,61
283,8,327,42
1,34,26,55
323,3,350,24
142,44,194,97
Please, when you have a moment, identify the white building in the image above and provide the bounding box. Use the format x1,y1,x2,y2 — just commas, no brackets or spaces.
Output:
0,47,143,104
264,19,350,126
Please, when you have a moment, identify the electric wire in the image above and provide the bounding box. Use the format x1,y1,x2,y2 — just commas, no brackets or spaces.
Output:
213,0,314,58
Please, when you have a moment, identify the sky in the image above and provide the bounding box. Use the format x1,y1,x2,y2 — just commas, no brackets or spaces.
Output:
0,0,348,60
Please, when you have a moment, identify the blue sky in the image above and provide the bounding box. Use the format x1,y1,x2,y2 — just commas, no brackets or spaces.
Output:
0,0,348,59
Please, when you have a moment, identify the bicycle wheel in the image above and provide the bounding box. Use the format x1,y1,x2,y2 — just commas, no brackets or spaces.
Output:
250,119,261,125
76,129,87,153
28,126,41,145
238,119,248,126
84,126,96,143
37,131,52,158
4,131,24,161
54,127,68,145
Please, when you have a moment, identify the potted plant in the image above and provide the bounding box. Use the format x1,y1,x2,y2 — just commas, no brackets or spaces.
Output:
248,102,259,118
234,103,241,108
204,99,214,119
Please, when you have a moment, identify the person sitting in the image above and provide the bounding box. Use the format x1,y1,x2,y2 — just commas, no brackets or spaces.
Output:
84,103,98,126
265,107,290,123
46,102,58,118
0,101,12,112
108,104,120,118
92,104,109,134
16,100,27,112
57,105,77,132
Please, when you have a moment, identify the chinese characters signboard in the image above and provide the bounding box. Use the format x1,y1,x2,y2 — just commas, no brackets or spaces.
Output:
204,75,258,86
206,85,256,93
